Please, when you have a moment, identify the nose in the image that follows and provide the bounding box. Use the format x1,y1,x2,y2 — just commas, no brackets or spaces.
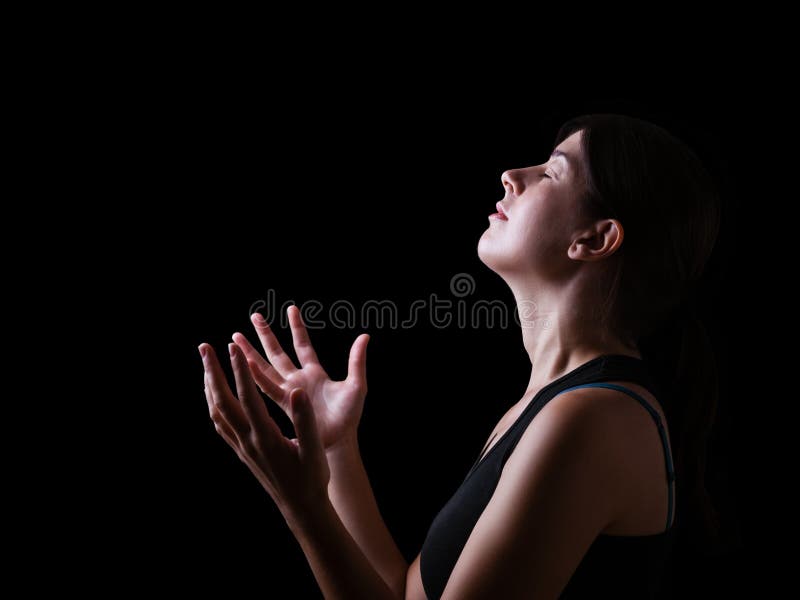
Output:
501,169,524,197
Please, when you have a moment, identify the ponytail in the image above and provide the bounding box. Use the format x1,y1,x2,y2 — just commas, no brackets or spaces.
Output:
671,299,723,555
641,282,730,554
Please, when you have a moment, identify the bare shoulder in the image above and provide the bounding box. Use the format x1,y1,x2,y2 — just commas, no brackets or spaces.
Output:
507,382,639,492
526,380,672,481
539,379,670,446
525,380,674,535
556,380,673,477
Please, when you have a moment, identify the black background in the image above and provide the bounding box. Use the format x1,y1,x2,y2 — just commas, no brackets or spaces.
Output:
130,69,762,597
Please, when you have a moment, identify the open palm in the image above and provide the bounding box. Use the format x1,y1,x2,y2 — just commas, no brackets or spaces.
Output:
232,305,370,451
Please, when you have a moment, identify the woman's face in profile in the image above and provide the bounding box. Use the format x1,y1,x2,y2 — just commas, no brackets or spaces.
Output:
478,129,589,279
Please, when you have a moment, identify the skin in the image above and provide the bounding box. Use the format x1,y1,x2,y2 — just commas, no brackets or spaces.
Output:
199,129,676,599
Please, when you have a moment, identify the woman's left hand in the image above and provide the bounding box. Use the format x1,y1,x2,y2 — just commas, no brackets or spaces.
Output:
200,341,330,521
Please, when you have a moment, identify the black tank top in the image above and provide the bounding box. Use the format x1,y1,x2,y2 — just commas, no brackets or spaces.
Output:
419,354,677,599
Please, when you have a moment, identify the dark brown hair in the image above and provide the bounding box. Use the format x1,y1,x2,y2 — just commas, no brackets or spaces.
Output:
553,114,726,560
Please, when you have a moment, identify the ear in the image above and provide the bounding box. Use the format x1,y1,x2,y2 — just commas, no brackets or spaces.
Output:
567,218,624,262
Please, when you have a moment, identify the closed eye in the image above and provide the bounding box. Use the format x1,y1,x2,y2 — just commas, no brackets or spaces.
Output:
541,172,552,179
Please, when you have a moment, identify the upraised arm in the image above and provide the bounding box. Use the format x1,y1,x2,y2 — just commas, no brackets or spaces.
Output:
200,341,402,599
201,306,410,597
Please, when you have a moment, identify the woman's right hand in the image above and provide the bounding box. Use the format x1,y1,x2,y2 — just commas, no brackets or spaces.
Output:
232,305,370,452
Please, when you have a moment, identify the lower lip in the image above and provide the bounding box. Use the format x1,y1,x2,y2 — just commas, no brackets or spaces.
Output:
489,213,508,221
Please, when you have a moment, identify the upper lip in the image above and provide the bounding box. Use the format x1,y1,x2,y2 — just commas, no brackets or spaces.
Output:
496,201,508,219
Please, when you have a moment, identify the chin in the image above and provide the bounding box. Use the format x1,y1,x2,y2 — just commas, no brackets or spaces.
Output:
479,232,532,279
477,232,505,274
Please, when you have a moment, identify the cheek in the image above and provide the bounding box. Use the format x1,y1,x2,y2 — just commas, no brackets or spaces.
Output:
509,199,577,272
512,203,561,251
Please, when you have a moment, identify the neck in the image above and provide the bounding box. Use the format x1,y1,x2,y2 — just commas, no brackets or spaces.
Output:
507,277,641,399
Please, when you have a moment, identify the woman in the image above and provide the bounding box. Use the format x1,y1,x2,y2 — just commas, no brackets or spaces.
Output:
199,113,722,598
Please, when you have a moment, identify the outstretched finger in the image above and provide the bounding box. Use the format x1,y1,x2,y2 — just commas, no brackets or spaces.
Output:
246,359,287,410
205,374,240,449
250,312,297,378
346,333,370,389
199,343,250,434
232,331,286,386
229,343,283,446
288,305,321,368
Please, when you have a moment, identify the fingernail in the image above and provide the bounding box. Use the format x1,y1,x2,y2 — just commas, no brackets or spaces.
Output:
228,343,236,358
198,345,207,360
252,312,265,323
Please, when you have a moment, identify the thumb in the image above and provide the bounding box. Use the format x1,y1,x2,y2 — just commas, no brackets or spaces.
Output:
290,388,324,461
346,333,370,387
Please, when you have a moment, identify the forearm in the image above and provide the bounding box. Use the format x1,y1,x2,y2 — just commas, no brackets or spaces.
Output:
324,436,408,597
286,495,400,600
